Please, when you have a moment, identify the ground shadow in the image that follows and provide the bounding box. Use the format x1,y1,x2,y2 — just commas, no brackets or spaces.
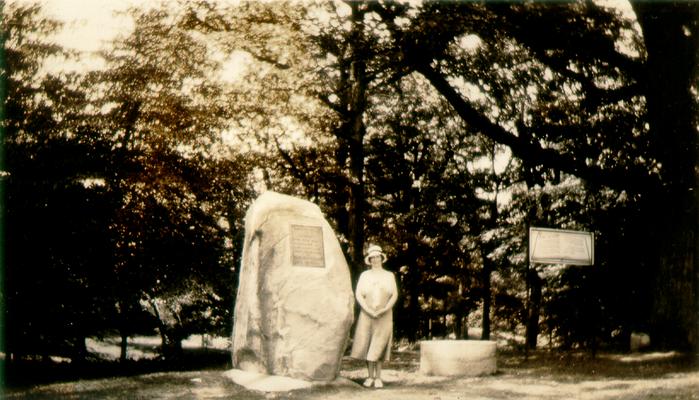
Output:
3,347,231,388
497,349,698,380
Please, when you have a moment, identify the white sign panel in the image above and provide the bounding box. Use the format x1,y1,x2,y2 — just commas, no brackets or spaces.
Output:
529,227,594,266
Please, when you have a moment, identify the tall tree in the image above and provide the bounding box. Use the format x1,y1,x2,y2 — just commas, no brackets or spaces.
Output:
628,1,699,350
363,73,486,340
89,6,253,357
371,0,698,350
184,0,409,279
2,2,254,361
178,0,698,349
2,2,114,361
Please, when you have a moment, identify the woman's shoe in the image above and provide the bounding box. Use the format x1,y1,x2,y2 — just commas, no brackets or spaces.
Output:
363,378,374,387
374,379,384,388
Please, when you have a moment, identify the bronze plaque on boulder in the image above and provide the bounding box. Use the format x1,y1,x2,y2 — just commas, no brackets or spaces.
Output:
290,224,325,268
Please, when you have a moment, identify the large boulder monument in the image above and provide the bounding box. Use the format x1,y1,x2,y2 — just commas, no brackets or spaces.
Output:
231,191,354,382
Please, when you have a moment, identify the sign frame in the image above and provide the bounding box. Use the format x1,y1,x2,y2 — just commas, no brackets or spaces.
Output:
528,227,594,266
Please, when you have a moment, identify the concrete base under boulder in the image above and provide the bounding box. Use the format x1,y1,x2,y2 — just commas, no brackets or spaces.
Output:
419,340,497,377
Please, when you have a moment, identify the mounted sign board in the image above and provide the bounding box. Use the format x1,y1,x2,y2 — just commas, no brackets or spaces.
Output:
529,227,594,266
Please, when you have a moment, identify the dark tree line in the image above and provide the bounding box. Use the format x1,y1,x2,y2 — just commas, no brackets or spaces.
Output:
2,3,252,362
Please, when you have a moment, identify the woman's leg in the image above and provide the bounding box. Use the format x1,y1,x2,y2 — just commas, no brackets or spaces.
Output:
364,361,376,387
374,361,384,387
368,361,376,378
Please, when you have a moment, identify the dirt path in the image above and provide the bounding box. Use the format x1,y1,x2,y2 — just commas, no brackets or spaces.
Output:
317,368,699,400
7,366,698,399
5,351,699,399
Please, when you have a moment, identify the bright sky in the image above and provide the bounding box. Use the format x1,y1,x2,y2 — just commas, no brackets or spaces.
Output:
41,0,137,52
37,0,251,78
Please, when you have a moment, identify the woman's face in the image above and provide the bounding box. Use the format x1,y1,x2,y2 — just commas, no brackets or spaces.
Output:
370,255,383,268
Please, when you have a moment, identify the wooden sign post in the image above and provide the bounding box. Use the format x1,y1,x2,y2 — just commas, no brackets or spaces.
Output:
525,227,595,357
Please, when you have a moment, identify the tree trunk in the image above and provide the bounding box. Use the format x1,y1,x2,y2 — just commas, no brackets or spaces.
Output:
454,313,463,339
161,332,184,359
649,226,698,350
455,282,469,340
526,269,542,350
346,3,369,281
116,300,130,363
631,1,699,350
72,335,88,365
120,331,128,362
408,263,421,342
148,298,183,359
481,257,493,340
329,3,369,282
482,147,501,342
332,137,351,249
395,243,421,342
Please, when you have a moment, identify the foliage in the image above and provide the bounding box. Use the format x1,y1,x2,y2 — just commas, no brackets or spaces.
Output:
3,2,111,360
181,0,698,350
365,0,697,349
2,3,253,361
87,6,255,355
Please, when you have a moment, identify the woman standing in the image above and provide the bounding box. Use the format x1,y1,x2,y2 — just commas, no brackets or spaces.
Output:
350,244,398,388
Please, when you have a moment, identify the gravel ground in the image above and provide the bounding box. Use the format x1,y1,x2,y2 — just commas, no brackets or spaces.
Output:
5,349,699,399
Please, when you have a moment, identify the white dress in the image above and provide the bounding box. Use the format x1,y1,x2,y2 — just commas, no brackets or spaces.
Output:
350,269,398,362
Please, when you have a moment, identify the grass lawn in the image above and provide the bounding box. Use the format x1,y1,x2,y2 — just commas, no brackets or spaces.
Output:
3,337,699,399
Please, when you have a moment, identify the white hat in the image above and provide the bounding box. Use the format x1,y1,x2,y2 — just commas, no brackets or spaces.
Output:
364,244,387,265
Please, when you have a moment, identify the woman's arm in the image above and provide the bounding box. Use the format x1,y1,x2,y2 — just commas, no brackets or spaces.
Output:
355,274,378,318
376,272,399,316
356,293,377,318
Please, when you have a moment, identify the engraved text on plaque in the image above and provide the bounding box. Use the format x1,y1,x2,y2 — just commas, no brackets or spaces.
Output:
290,224,325,268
